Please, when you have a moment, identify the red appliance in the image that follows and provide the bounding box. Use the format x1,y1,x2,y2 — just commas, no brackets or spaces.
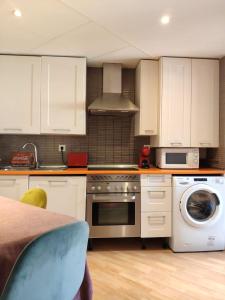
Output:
67,152,88,167
139,146,151,169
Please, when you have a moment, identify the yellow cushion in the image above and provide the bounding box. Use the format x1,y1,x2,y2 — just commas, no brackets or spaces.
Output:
20,188,47,209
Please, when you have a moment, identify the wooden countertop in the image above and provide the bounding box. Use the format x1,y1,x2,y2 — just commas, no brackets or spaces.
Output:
0,167,223,175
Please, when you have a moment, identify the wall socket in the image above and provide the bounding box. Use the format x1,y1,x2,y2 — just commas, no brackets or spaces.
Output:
58,144,66,152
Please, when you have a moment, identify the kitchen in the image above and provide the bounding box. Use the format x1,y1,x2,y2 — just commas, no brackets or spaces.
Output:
0,0,225,299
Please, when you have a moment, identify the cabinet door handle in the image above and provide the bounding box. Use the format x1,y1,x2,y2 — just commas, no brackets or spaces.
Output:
0,179,16,186
170,142,182,146
145,130,154,135
52,129,71,132
3,128,22,131
200,142,211,146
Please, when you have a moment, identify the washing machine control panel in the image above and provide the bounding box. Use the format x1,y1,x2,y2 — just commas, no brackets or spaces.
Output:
194,178,207,181
173,176,225,187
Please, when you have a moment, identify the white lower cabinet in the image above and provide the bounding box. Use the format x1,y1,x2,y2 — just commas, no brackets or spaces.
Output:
141,175,172,238
0,176,28,200
141,212,171,238
29,176,86,220
141,186,171,212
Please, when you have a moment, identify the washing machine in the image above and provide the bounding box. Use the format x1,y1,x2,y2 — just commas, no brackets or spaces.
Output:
169,176,225,252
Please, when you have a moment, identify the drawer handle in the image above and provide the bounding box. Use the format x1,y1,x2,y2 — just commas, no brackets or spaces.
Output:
48,180,67,186
3,128,22,131
200,142,211,146
148,191,166,199
148,216,165,225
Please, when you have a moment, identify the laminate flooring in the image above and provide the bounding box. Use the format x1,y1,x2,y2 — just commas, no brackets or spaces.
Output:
87,238,225,300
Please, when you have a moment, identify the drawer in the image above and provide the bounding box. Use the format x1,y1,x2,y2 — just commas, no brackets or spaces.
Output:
141,211,171,238
141,174,171,187
141,186,171,212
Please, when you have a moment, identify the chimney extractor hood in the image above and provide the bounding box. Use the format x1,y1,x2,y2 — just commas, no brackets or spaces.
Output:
88,63,139,115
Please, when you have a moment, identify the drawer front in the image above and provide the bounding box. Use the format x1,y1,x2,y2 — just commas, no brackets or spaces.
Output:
141,211,171,238
141,186,171,212
141,174,171,187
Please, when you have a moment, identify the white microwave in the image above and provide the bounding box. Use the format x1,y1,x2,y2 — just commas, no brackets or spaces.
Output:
156,148,199,169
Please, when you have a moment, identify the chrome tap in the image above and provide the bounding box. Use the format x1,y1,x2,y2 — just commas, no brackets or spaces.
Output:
22,143,39,169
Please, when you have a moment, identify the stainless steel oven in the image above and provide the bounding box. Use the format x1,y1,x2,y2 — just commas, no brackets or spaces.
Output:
86,174,140,238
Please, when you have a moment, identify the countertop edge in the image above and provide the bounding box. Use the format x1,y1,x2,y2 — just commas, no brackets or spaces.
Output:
0,168,224,175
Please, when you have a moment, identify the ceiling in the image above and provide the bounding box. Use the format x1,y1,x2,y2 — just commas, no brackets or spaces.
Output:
1,0,225,67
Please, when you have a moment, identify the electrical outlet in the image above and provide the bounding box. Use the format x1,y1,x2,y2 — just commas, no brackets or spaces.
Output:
58,144,66,152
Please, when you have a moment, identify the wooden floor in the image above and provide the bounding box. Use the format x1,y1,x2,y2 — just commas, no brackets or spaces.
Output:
87,239,225,300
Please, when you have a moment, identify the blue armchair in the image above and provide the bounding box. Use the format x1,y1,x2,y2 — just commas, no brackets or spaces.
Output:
1,221,89,300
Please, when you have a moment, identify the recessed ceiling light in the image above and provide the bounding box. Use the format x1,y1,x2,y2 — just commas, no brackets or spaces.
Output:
160,15,170,25
13,9,22,17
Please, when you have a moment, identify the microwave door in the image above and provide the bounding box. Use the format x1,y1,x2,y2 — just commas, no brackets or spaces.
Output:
165,152,187,168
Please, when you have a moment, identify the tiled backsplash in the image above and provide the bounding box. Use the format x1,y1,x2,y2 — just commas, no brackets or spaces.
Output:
0,67,149,165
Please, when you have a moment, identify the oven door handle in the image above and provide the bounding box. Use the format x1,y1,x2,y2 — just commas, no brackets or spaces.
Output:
91,194,136,202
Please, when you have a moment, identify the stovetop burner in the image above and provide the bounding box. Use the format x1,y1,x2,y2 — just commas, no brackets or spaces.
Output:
87,164,139,170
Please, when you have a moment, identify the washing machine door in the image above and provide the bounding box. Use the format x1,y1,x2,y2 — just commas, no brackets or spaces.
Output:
180,184,222,228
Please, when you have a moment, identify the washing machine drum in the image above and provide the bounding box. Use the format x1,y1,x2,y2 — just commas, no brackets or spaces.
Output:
180,184,223,228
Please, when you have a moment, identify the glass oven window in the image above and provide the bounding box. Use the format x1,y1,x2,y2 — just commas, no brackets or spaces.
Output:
92,202,135,226
166,153,187,164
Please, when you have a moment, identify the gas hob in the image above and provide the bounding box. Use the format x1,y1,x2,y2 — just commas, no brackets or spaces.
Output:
87,164,139,170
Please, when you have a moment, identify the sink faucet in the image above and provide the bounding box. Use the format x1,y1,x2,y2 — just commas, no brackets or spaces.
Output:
22,143,39,169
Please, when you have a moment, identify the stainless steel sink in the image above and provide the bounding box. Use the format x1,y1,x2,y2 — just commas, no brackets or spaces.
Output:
0,164,68,171
37,165,68,170
0,165,34,170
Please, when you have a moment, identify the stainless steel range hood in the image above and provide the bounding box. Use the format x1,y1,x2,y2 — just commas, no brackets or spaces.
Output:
88,63,139,115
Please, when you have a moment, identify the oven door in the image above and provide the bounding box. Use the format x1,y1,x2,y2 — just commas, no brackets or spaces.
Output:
86,193,140,238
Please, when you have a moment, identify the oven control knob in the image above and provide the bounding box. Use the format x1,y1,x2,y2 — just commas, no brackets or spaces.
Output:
133,186,137,191
91,186,96,191
97,186,102,191
106,186,111,191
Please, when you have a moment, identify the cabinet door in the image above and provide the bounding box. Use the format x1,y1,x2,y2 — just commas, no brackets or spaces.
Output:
0,176,28,200
29,176,86,219
191,59,219,147
135,60,159,136
0,56,41,134
160,57,191,147
41,57,86,135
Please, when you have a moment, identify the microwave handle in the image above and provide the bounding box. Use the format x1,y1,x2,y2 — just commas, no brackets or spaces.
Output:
91,194,136,202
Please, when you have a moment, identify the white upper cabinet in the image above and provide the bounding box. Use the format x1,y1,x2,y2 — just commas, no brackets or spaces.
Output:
151,57,219,148
158,57,191,147
135,60,159,136
191,59,219,147
0,55,41,134
41,56,86,135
